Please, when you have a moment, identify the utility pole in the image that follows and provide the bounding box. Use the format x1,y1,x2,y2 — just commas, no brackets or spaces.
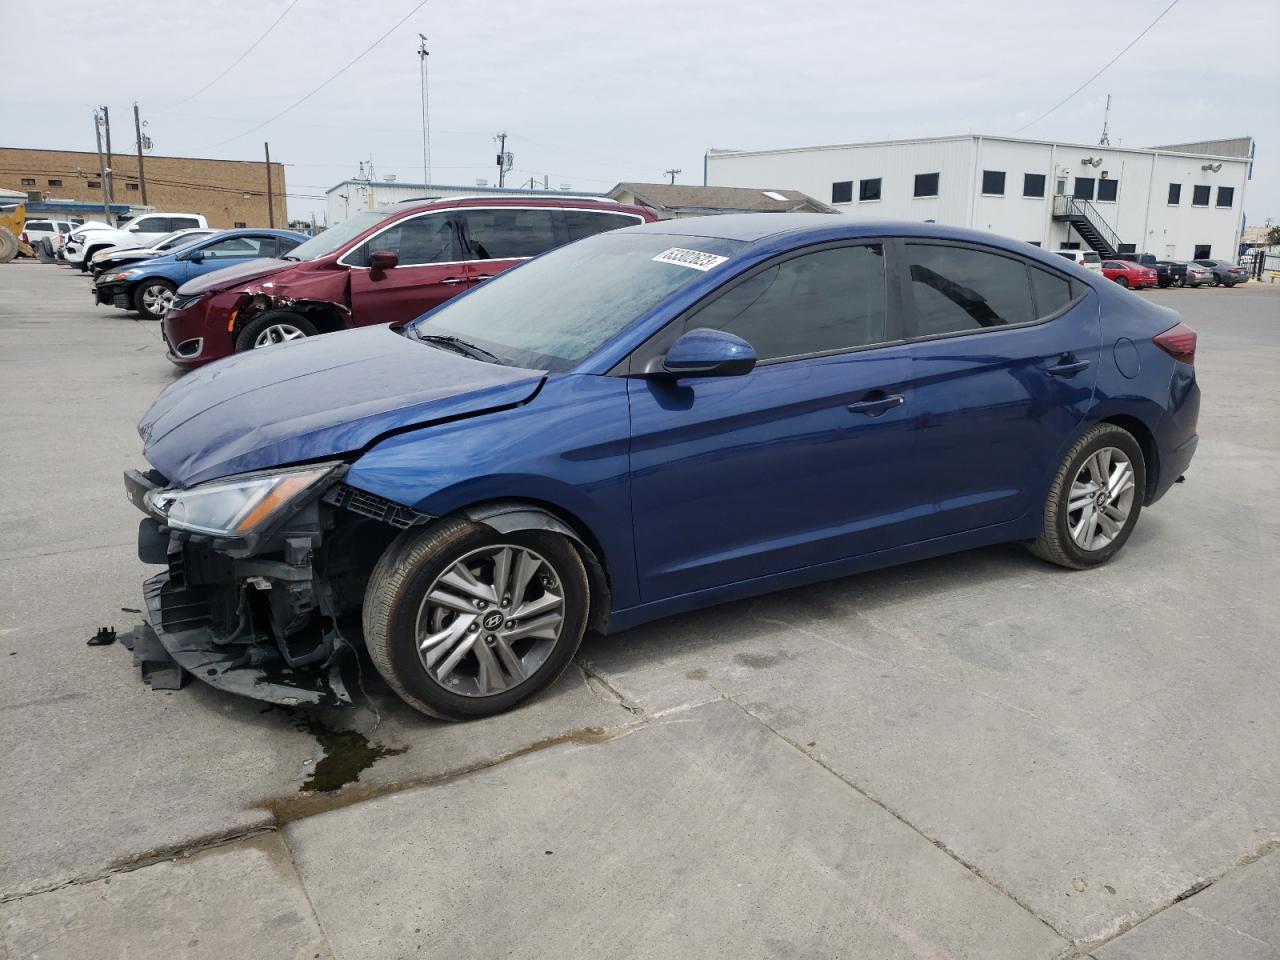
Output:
417,34,431,186
264,142,275,227
92,110,112,222
494,132,510,188
664,167,682,184
1099,94,1112,147
101,105,114,206
133,102,148,205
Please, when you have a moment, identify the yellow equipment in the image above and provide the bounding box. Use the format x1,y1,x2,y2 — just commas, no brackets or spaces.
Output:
0,201,35,263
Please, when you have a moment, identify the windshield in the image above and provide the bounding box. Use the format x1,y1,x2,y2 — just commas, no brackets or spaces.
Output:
412,231,744,371
284,210,390,261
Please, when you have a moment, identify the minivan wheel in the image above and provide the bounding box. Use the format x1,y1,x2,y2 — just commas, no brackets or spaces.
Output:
363,518,590,720
1029,423,1146,570
233,310,318,352
133,279,177,319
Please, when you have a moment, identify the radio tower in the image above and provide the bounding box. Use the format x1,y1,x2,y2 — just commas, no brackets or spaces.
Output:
1099,94,1112,147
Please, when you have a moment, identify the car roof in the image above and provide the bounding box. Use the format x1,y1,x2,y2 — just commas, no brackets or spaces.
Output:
384,196,648,216
196,228,308,240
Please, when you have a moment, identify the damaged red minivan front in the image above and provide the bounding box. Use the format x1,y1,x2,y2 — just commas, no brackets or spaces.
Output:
160,197,656,366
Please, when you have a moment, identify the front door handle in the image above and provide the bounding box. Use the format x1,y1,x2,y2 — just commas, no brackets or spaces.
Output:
847,394,905,416
1048,356,1090,377
440,276,468,285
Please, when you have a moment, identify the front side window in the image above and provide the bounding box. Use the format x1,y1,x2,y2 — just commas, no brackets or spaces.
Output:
1216,187,1234,207
288,210,391,262
564,209,641,241
906,244,1036,336
349,213,461,267
131,217,168,232
1168,183,1181,205
831,181,853,204
982,170,1005,195
1023,173,1046,198
1073,177,1095,200
914,172,939,198
460,208,558,260
1192,185,1210,206
1097,179,1118,202
859,178,882,202
687,245,887,363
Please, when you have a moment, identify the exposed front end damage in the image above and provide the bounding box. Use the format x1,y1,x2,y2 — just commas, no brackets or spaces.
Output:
122,466,426,707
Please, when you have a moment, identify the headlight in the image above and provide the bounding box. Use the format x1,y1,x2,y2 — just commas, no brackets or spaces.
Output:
108,269,141,282
145,464,337,537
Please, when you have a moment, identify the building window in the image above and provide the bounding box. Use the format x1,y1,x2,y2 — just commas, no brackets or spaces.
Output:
914,172,939,198
126,182,140,192
1073,177,1095,200
981,170,1005,195
1118,243,1136,253
1097,179,1118,202
234,221,247,228
1167,183,1181,205
20,177,35,186
87,180,101,189
1193,244,1211,259
1061,242,1080,250
831,180,853,204
859,178,882,202
47,179,62,187
1216,186,1234,208
1192,185,1210,206
1023,173,1046,198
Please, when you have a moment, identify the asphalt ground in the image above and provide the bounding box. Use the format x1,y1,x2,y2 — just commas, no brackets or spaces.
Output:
2,260,1276,959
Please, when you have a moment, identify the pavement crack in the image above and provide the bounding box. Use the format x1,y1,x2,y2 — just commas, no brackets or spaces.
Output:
575,658,646,717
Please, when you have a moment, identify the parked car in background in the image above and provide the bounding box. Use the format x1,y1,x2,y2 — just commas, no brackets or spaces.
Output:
95,229,306,320
61,221,115,265
123,215,1200,718
1194,259,1248,287
90,228,217,276
1051,249,1102,273
1176,261,1213,287
1114,252,1183,288
1101,259,1158,289
161,197,656,366
72,213,209,271
22,219,75,252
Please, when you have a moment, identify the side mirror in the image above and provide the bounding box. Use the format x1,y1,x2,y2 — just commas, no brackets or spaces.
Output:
657,328,757,378
185,249,204,263
369,250,398,273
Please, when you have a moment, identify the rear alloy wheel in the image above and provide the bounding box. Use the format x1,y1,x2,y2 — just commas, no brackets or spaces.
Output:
133,280,177,320
1114,276,1129,288
1029,423,1145,569
233,310,318,353
363,518,589,720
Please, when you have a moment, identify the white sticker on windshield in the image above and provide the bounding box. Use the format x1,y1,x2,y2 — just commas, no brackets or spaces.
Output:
651,247,728,271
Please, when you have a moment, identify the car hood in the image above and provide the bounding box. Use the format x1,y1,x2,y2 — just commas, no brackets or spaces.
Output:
102,248,162,264
176,257,294,296
140,324,545,487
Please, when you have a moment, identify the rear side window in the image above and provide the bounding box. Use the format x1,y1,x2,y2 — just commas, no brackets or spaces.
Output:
564,209,641,241
25,220,52,230
170,216,202,230
201,236,268,259
275,236,302,256
460,208,559,260
688,244,887,362
905,244,1035,335
131,217,169,232
350,213,461,267
1082,252,1101,264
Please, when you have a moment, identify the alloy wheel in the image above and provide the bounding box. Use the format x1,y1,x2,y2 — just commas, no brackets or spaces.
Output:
415,545,565,697
1067,446,1136,552
253,323,308,347
141,284,174,315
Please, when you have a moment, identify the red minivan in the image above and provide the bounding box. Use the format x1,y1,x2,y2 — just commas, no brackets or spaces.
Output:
161,196,656,366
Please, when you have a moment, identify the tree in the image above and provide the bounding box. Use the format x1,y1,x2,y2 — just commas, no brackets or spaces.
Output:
1266,224,1280,246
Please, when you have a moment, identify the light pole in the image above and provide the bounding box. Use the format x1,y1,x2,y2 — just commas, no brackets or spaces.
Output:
418,34,431,186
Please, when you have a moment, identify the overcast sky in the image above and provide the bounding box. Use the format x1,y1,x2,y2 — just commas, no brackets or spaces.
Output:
5,0,1277,226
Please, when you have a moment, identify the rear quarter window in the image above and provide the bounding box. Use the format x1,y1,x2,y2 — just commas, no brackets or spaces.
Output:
563,209,643,242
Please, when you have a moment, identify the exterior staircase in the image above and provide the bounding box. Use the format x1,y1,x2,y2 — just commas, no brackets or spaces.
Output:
1052,196,1123,258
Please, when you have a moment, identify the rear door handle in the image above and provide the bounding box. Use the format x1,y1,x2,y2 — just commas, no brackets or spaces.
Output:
847,394,905,416
1047,357,1090,377
471,274,497,282
440,276,468,285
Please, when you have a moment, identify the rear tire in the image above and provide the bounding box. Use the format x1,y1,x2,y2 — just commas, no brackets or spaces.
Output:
233,310,318,352
1029,423,1146,570
1115,276,1129,288
362,518,590,720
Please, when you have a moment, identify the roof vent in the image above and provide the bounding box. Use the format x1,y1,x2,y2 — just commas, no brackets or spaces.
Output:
762,191,789,202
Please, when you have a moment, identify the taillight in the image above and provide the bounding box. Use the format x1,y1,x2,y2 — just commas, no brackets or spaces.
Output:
1153,322,1197,365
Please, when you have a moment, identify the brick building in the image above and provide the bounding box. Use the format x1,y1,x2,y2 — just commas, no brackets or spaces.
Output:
0,147,286,229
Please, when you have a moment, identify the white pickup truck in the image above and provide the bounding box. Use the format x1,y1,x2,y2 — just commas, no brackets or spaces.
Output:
65,213,209,270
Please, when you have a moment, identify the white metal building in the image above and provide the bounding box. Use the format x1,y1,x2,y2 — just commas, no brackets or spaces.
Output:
705,135,1253,261
325,179,605,227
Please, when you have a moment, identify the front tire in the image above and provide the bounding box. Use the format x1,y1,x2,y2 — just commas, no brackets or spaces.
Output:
133,279,177,320
1115,276,1129,288
363,518,590,720
233,310,318,352
1029,423,1146,570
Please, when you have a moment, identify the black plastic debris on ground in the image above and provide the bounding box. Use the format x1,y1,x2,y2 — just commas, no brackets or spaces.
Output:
87,627,117,646
121,623,187,691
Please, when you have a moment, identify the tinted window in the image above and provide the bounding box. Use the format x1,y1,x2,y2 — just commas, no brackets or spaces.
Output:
1081,252,1101,264
1167,183,1181,205
457,208,557,260
170,216,202,230
1073,177,1095,200
982,170,1005,195
690,245,886,362
831,181,853,204
201,236,270,259
1023,173,1046,197
351,213,460,267
906,244,1035,335
1097,179,1118,202
1216,187,1234,207
859,178,881,202
291,210,391,262
1192,185,1210,206
914,172,939,197
276,236,302,255
564,209,640,241
132,217,169,232
1030,266,1073,317
25,220,52,230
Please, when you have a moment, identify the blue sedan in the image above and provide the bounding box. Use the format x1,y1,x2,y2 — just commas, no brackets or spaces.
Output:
123,215,1200,718
94,228,307,320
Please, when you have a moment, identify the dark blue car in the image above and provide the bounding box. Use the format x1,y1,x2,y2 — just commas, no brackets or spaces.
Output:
123,215,1200,719
94,228,307,320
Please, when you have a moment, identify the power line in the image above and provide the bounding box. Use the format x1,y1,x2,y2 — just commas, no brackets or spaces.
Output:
164,0,303,110
211,0,433,147
1014,0,1179,134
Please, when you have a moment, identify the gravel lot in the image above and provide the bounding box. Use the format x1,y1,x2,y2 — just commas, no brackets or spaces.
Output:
2,260,1277,959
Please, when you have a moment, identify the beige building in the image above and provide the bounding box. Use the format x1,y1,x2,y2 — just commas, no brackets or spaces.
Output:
0,147,286,228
